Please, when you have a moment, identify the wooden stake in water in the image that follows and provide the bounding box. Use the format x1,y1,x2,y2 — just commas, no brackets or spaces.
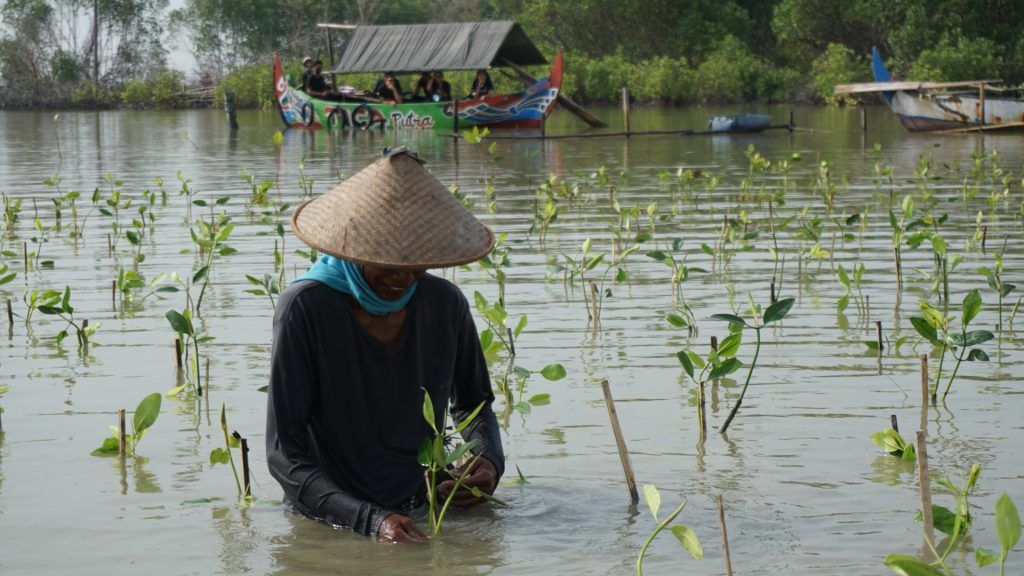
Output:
865,294,871,324
621,87,631,135
111,279,116,307
717,494,734,576
698,380,707,437
875,321,884,355
890,414,899,433
920,354,929,430
6,298,12,326
589,281,600,330
23,241,28,273
600,379,638,503
234,431,252,499
118,408,127,457
107,233,112,256
173,337,182,369
916,430,934,545
981,225,988,253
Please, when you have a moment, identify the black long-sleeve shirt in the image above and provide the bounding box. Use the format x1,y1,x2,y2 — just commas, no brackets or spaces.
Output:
266,274,504,536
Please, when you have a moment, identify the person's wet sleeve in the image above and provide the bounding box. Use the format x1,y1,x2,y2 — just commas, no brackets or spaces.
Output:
450,294,505,480
265,292,392,536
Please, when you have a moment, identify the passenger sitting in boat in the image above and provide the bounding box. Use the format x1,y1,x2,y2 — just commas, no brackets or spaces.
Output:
372,71,403,103
300,57,314,91
469,70,493,99
427,71,452,101
306,60,331,98
412,72,432,101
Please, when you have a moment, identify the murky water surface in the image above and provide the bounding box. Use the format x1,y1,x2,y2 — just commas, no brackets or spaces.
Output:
0,106,1021,575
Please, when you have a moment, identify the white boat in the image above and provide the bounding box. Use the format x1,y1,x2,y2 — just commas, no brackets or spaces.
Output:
834,48,1024,132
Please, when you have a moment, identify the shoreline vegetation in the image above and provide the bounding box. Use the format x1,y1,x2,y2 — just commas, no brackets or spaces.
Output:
2,1,1023,111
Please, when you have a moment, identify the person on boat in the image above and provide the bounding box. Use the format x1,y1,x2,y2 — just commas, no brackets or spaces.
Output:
469,69,493,99
412,72,432,101
427,71,452,101
266,148,504,543
300,57,314,90
372,71,403,103
305,60,331,97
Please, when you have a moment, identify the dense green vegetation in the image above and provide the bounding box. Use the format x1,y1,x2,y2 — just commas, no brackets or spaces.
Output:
3,0,1024,108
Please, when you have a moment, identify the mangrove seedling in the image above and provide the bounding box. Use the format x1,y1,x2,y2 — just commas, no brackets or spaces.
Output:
2,192,22,237
100,172,131,251
978,252,1016,330
190,207,235,315
418,388,487,534
477,232,511,305
209,404,248,502
910,289,993,402
92,393,161,456
647,238,706,328
37,286,100,349
166,307,210,396
919,463,981,537
241,170,274,207
636,484,702,576
714,297,796,434
243,273,282,309
869,428,916,462
836,263,867,319
0,263,14,287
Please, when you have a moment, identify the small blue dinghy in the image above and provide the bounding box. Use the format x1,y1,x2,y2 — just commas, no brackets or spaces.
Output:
707,114,772,133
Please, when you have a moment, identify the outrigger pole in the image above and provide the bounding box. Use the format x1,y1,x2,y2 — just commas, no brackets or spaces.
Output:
501,57,607,128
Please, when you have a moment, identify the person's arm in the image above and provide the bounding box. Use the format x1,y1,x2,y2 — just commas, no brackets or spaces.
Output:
265,292,396,537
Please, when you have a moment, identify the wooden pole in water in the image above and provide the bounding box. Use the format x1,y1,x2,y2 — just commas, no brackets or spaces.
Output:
106,234,112,256
118,408,127,457
111,279,116,307
865,295,871,324
600,379,638,503
235,432,251,499
981,225,988,253
916,430,934,545
698,380,707,437
6,298,12,326
173,337,182,369
453,99,460,135
717,494,734,576
224,91,239,130
919,354,929,430
788,110,795,131
23,242,28,273
621,87,631,136
875,321,884,355
978,84,986,131
589,281,600,330
890,414,899,433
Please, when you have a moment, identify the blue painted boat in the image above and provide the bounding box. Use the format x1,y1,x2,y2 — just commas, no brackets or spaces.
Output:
707,114,772,133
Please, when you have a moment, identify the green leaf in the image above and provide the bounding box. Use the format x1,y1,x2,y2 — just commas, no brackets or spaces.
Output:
864,341,880,351
676,350,695,379
513,315,528,338
1002,282,1016,297
963,330,994,347
0,272,15,285
37,305,62,315
967,348,990,362
909,317,939,345
643,484,661,521
539,363,567,381
513,401,532,414
192,265,209,284
666,314,688,328
646,251,668,262
218,246,237,256
417,437,433,466
871,429,909,455
975,547,998,568
445,439,481,466
700,243,714,256
716,333,742,358
930,236,947,257
56,329,68,345
837,294,849,313
453,401,486,434
763,297,795,324
996,493,1021,555
837,266,851,288
61,286,72,313
165,384,187,397
422,389,437,433
708,357,741,380
710,313,746,326
132,393,161,436
165,309,193,336
92,436,120,455
669,524,703,560
527,393,551,406
209,447,230,465
962,289,982,326
883,553,945,576
0,385,7,395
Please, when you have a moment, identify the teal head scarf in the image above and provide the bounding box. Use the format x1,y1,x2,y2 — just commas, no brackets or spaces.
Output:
294,255,417,315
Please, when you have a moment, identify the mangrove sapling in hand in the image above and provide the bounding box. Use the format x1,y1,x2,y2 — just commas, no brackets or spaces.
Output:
92,393,161,456
715,296,796,434
418,388,496,535
636,485,702,576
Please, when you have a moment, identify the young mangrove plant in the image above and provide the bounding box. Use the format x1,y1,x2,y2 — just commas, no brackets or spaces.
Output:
713,297,796,434
243,274,282,309
978,252,1016,330
100,172,131,251
36,286,100,349
910,290,993,402
209,404,249,502
869,428,915,462
418,388,489,535
636,484,702,576
647,238,706,329
190,204,235,315
2,192,22,237
166,306,210,396
477,233,511,305
921,463,980,537
92,393,161,456
836,262,867,320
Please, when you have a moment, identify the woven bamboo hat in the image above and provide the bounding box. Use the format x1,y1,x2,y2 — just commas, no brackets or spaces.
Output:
291,149,494,269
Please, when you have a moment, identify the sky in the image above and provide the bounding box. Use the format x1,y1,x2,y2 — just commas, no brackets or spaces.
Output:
165,0,197,73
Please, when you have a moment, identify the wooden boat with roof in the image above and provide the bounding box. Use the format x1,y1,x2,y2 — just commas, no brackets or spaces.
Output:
274,21,562,131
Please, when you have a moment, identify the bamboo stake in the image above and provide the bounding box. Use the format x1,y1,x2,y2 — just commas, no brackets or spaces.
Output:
111,279,116,307
920,354,929,430
234,432,252,499
876,321,884,355
6,298,12,326
916,431,934,544
589,281,599,330
23,241,28,273
981,225,988,253
173,337,182,369
865,295,871,324
621,87,631,135
600,379,638,503
698,380,707,438
717,494,734,576
118,408,127,457
107,233,112,256
890,414,899,433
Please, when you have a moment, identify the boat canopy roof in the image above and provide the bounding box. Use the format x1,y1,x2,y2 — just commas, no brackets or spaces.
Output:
330,21,547,74
835,79,1002,95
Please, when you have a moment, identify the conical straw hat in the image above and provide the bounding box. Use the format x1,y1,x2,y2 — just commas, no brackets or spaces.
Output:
291,150,494,269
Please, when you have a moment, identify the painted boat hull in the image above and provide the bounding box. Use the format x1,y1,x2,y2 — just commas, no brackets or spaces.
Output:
273,52,562,131
871,48,1024,132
